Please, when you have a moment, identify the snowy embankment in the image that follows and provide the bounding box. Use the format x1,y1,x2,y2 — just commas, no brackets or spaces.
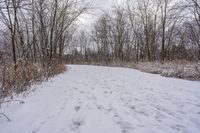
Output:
84,61,200,80
135,61,200,80
0,65,200,133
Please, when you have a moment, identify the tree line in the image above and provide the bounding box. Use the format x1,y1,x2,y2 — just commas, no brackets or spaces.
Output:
67,0,200,64
0,0,89,66
0,0,89,99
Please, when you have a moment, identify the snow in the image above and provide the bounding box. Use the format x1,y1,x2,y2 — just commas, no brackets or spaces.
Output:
135,61,200,80
0,65,200,133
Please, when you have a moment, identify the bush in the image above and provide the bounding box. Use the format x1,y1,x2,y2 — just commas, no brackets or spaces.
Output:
0,58,66,102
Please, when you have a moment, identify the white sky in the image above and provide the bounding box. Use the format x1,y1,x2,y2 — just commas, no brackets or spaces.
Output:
78,0,123,29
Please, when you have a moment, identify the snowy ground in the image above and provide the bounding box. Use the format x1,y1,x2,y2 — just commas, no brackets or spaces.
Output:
0,65,200,133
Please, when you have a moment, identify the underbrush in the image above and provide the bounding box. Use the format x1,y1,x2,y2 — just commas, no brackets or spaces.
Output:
0,59,66,104
136,61,200,80
73,60,200,80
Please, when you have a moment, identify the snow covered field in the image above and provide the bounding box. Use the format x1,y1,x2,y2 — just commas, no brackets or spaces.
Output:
0,65,200,133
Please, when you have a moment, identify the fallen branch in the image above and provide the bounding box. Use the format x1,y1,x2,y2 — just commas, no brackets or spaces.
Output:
0,113,11,122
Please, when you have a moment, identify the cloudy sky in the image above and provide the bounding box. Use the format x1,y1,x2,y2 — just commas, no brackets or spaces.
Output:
92,0,122,10
78,0,123,29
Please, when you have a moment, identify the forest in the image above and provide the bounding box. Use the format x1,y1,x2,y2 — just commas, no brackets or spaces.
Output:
69,0,200,63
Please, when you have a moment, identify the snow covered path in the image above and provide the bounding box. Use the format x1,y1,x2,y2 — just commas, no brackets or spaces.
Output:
1,65,200,133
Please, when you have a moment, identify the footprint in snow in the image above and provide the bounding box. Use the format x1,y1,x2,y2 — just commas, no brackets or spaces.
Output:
70,118,84,131
138,110,149,117
129,106,135,110
155,112,166,122
104,91,108,94
134,98,139,101
170,124,186,132
114,115,134,133
73,87,78,90
80,91,84,94
74,106,81,112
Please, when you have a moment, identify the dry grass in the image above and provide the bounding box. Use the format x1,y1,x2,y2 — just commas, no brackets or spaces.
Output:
135,61,200,80
76,60,200,80
0,59,66,102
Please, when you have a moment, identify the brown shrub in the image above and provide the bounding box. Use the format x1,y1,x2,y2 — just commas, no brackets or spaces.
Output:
0,59,66,101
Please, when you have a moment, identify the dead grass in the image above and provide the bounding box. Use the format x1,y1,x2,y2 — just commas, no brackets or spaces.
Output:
134,61,200,80
77,60,200,80
0,59,66,102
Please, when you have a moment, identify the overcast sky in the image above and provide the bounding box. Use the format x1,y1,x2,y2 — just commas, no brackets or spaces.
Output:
78,0,123,29
92,0,121,10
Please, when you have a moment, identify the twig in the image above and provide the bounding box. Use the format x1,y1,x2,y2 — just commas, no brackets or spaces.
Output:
0,113,11,122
